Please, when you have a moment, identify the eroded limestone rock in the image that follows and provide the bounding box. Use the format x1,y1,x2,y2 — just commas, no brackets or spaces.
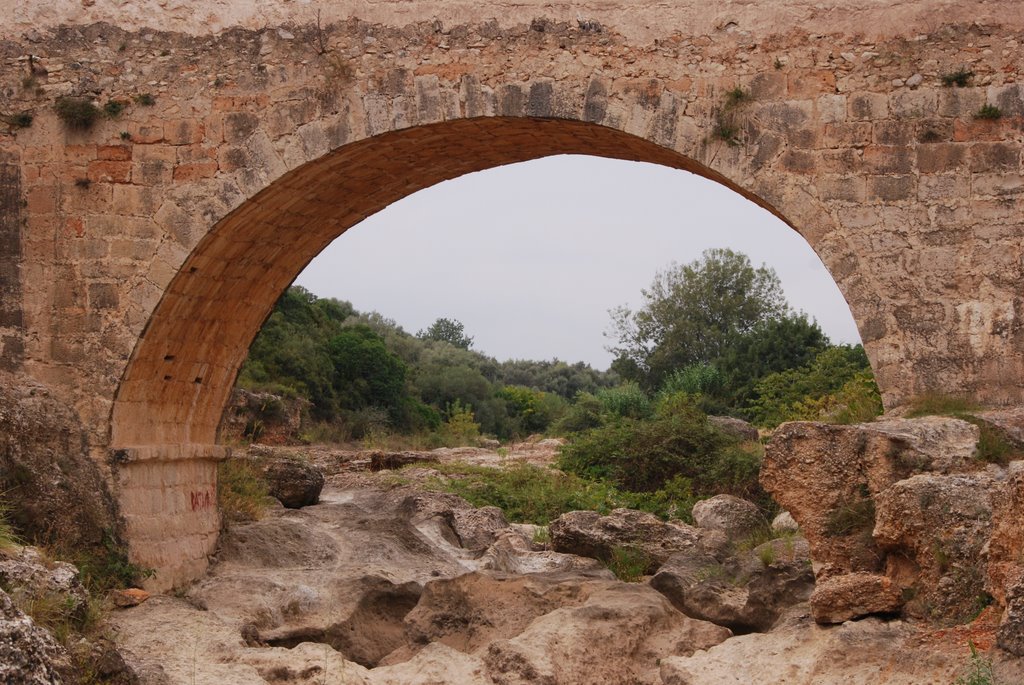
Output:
873,472,993,622
691,494,763,540
651,537,813,632
0,588,71,685
549,508,704,572
810,572,903,624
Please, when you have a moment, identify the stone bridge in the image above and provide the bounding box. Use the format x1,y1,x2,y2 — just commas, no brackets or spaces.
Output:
0,0,1022,588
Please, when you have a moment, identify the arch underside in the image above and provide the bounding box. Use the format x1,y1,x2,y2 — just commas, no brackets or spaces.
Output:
110,116,803,448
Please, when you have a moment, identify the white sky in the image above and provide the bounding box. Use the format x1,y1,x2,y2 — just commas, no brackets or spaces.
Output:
295,154,860,371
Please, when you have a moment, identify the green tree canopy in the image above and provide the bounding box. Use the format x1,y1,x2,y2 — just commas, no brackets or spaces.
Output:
419,317,474,349
608,248,788,390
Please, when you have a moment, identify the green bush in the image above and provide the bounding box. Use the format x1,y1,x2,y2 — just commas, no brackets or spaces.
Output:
596,382,652,419
420,461,688,525
558,393,765,505
55,97,101,130
552,392,605,435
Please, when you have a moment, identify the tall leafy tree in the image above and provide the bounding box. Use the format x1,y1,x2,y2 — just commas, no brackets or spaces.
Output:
419,317,474,349
608,248,788,389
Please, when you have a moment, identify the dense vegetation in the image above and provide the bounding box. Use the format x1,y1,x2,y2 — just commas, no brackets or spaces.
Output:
232,250,882,524
237,286,618,442
238,249,880,445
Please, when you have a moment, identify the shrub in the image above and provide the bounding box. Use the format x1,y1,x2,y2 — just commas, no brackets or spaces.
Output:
824,494,875,537
558,394,765,505
103,100,127,117
134,93,156,106
595,382,651,419
420,461,681,525
218,459,270,522
441,400,480,446
55,97,101,130
0,111,33,129
941,69,973,87
552,392,605,435
0,499,19,551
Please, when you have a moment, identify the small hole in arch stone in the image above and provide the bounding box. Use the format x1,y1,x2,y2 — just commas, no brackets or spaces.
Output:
163,355,175,361
163,375,172,381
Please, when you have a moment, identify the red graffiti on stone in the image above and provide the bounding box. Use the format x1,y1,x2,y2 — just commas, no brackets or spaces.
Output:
190,490,213,511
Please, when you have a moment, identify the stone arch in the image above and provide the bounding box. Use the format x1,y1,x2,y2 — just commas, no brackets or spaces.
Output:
109,115,852,452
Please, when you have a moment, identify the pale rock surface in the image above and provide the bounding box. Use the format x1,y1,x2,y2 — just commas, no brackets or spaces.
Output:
550,508,705,572
482,581,731,685
771,510,799,533
0,588,71,685
873,472,994,621
659,608,1010,685
691,494,763,539
707,416,759,442
651,537,813,632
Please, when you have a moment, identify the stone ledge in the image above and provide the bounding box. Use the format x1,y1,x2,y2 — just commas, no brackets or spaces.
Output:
110,444,229,463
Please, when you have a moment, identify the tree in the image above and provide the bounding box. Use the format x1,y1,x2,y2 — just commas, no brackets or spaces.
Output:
327,325,408,421
419,317,474,349
607,248,788,390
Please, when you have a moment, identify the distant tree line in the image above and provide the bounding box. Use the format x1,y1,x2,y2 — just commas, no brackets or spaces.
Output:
236,249,881,444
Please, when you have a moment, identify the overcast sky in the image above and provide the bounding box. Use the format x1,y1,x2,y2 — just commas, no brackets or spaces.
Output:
295,154,860,371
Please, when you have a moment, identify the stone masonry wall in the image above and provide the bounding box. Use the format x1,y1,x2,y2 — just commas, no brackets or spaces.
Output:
0,3,1021,584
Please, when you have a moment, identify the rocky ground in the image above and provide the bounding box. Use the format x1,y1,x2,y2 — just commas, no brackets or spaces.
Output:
83,437,1021,685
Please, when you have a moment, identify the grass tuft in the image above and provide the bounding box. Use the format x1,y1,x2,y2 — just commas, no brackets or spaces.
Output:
606,546,651,582
974,104,1003,120
218,458,271,522
824,495,875,537
1,111,33,129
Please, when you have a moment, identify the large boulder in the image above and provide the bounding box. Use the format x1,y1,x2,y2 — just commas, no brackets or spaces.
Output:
480,530,612,576
219,388,310,445
708,416,759,442
482,581,730,685
0,546,89,619
0,587,72,685
810,572,903,624
762,417,981,579
549,509,704,573
873,472,994,622
397,571,730,684
691,495,763,540
659,611,988,685
248,451,325,508
0,374,120,550
651,536,814,633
